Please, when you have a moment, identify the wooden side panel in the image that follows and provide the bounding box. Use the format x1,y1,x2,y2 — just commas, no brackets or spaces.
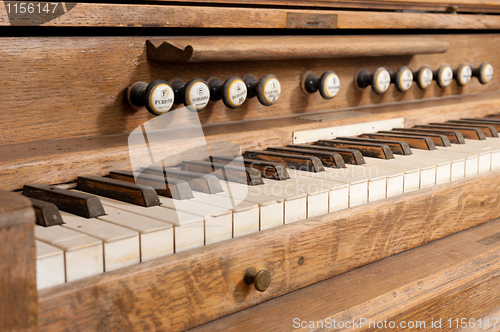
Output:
38,170,500,332
189,217,500,331
0,191,37,332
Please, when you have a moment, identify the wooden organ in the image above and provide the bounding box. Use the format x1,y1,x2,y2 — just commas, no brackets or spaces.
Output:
3,1,500,331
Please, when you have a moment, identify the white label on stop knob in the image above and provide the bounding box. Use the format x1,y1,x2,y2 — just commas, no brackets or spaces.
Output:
459,65,472,85
150,84,174,114
440,66,453,87
187,82,210,111
324,73,340,98
399,69,413,91
263,78,281,104
419,68,433,89
375,69,391,93
228,80,247,107
483,64,494,83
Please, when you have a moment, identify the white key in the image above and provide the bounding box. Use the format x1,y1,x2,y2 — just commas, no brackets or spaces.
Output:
61,212,140,272
159,197,233,244
289,168,371,207
35,225,103,282
35,240,65,289
224,186,284,230
97,205,173,262
94,195,204,253
190,191,260,237
230,182,307,224
362,157,422,192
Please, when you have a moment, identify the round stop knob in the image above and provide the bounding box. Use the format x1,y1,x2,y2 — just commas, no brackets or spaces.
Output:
355,67,391,94
244,268,272,292
127,80,174,116
436,64,453,88
301,70,340,100
243,74,281,106
394,66,414,92
168,77,210,112
207,76,247,109
415,65,434,89
455,63,473,86
473,62,494,84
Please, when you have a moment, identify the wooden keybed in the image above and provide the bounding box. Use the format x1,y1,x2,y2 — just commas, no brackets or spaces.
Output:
2,1,500,331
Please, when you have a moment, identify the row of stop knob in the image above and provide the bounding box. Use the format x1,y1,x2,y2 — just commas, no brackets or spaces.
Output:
354,62,493,94
128,74,281,116
128,62,493,116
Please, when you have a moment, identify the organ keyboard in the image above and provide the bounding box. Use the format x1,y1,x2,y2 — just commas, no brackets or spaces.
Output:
3,1,500,331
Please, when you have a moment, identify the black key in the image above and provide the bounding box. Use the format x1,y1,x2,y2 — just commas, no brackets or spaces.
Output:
317,140,394,159
27,197,64,227
416,124,485,140
23,183,105,219
359,133,436,150
244,150,325,172
391,128,465,144
109,170,193,200
336,136,412,155
266,147,346,168
378,130,451,147
182,160,264,185
442,122,498,138
141,166,224,194
287,144,366,165
77,175,161,207
210,156,290,181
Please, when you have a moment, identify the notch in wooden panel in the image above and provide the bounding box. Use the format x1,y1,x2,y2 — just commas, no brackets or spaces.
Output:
286,13,337,29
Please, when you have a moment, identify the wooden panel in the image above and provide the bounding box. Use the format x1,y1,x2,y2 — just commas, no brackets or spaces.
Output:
2,3,500,28
189,217,500,331
146,36,449,63
2,94,500,190
131,0,500,14
0,191,37,332
0,34,499,149
38,169,500,331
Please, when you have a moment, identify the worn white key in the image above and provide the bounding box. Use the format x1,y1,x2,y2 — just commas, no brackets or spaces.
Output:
230,182,307,224
93,194,204,253
35,240,65,289
35,225,103,282
362,157,421,192
223,186,284,230
98,205,174,262
289,168,371,206
159,197,233,244
61,212,139,272
190,191,260,237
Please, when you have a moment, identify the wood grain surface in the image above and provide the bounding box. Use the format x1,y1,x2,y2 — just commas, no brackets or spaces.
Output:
37,169,500,331
147,36,449,63
2,93,500,191
189,217,500,331
2,3,500,28
1,34,498,148
0,191,37,332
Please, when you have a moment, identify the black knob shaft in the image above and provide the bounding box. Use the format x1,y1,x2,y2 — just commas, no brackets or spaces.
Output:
355,67,391,94
243,74,281,106
207,76,247,109
300,70,340,100
127,79,174,116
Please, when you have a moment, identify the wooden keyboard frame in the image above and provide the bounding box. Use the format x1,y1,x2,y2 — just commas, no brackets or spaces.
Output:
34,169,500,331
